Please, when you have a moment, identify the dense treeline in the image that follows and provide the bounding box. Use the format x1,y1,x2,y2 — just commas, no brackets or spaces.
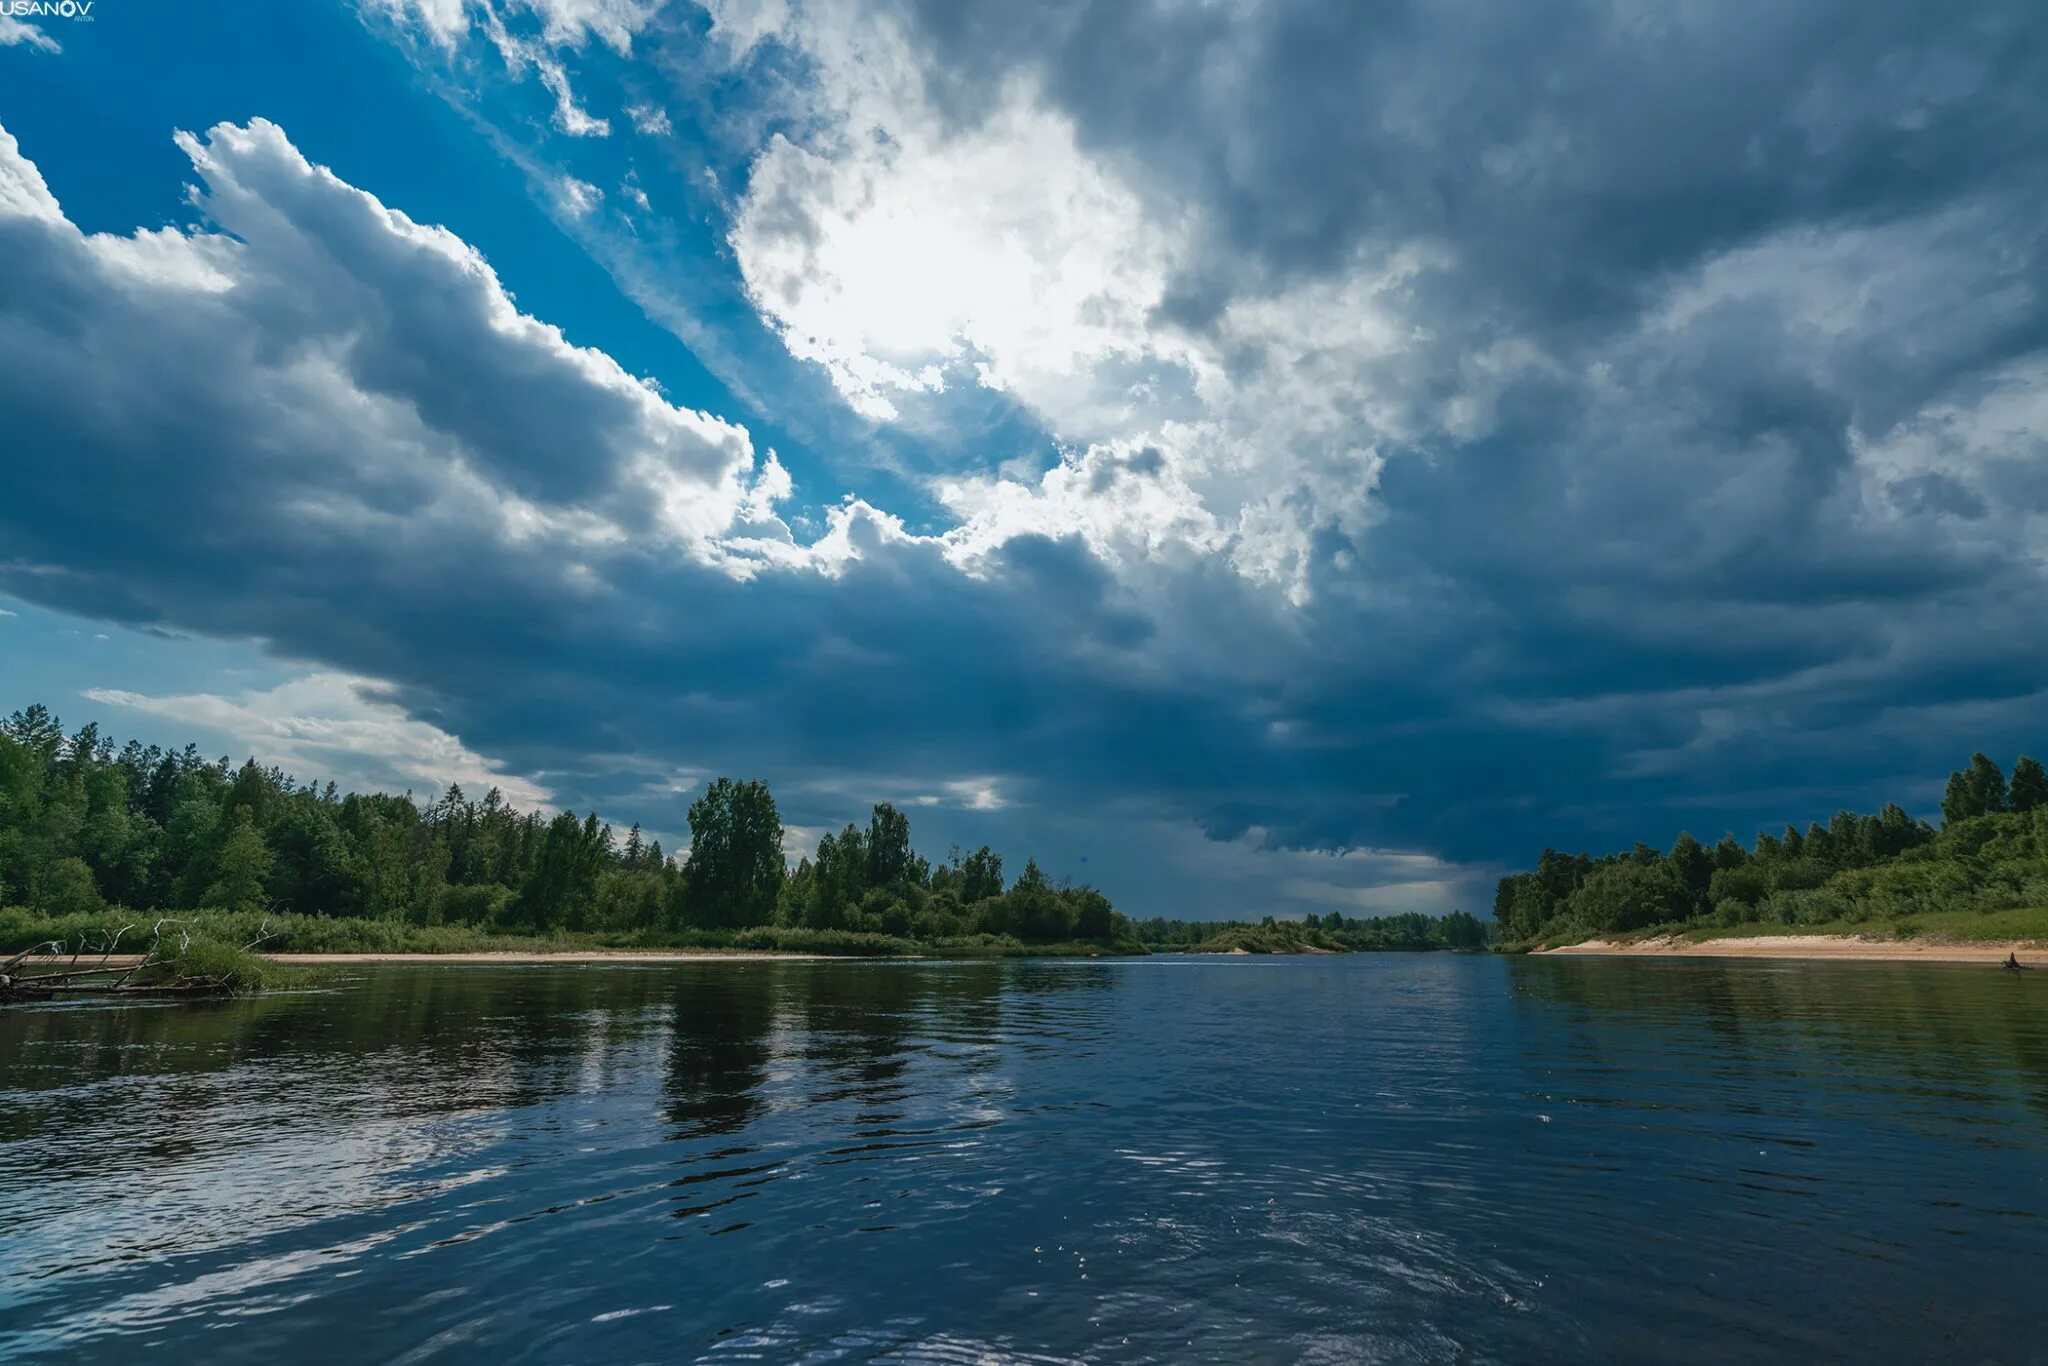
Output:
1134,910,1494,953
1495,750,2048,944
0,705,1129,946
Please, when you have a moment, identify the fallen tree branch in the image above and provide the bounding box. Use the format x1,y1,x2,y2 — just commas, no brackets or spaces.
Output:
3,919,278,1005
5,963,148,984
2,940,64,976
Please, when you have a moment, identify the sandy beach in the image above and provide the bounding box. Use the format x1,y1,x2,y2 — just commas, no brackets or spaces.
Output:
1539,934,2045,964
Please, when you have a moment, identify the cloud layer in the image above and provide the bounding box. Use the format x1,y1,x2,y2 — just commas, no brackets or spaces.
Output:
85,674,552,806
692,0,2048,846
7,0,2048,915
2,114,1434,912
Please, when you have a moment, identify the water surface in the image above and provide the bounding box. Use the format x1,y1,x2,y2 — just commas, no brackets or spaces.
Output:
4,955,2046,1362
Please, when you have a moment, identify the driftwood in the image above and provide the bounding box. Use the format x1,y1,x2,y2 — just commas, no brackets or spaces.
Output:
0,917,272,1003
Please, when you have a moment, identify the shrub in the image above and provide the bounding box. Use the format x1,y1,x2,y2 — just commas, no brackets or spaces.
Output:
143,936,291,993
1572,862,1691,933
437,883,513,926
36,858,103,916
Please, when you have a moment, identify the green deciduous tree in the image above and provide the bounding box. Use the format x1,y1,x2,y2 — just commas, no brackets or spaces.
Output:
1570,861,1690,934
204,809,273,913
1966,752,2009,817
1667,832,1712,911
679,778,784,928
37,855,103,915
519,810,605,930
1944,753,2012,826
960,845,1004,903
0,703,1117,949
1941,770,1974,828
2010,756,2048,814
865,802,914,889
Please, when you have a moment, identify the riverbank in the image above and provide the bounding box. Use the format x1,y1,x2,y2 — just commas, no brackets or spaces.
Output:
260,950,822,963
1540,934,2044,963
1,908,1151,961
39,949,824,967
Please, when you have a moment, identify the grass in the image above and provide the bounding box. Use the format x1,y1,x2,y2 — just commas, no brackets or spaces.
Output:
138,937,311,993
1510,904,2048,951
924,934,1148,958
5,930,325,997
0,909,908,958
0,908,1146,961
1187,924,1341,954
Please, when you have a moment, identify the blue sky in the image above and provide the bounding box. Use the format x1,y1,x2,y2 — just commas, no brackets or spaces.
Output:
4,0,2047,919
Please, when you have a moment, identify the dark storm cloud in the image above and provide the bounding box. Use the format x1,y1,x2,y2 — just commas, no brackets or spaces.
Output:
9,0,2048,911
901,0,2048,316
0,116,1288,881
828,0,2048,859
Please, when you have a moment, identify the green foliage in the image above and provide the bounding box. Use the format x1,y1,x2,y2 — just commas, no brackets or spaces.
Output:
1186,922,1343,953
1666,832,1712,904
727,925,919,956
1943,752,2010,826
1497,747,2048,945
517,811,608,931
925,933,1147,958
0,906,875,957
434,882,514,925
769,810,1127,946
0,703,1129,955
679,778,784,928
203,810,273,913
1571,861,1692,934
863,802,918,889
38,856,103,915
1136,909,1495,953
141,935,293,994
1967,753,2010,818
2010,756,2048,814
958,846,1004,902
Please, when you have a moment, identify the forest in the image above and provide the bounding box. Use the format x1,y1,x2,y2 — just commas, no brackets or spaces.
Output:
0,702,1498,957
0,704,1130,951
1494,750,2048,946
1133,910,1493,953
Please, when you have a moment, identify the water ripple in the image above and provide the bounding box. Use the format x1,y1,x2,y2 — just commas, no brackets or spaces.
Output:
4,957,2048,1361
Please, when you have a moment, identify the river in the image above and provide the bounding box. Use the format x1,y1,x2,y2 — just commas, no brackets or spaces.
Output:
3,955,2045,1362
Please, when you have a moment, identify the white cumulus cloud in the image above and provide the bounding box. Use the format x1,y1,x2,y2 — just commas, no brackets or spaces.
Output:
86,674,550,805
0,15,60,52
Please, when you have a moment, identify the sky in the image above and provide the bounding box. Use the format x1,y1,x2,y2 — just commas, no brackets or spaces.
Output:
2,0,2046,920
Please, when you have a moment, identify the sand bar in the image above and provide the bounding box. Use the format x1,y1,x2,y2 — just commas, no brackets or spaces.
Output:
1540,934,2045,964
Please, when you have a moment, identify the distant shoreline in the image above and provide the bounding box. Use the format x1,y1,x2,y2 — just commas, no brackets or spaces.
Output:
262,950,823,964
11,949,829,970
1538,934,2044,964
